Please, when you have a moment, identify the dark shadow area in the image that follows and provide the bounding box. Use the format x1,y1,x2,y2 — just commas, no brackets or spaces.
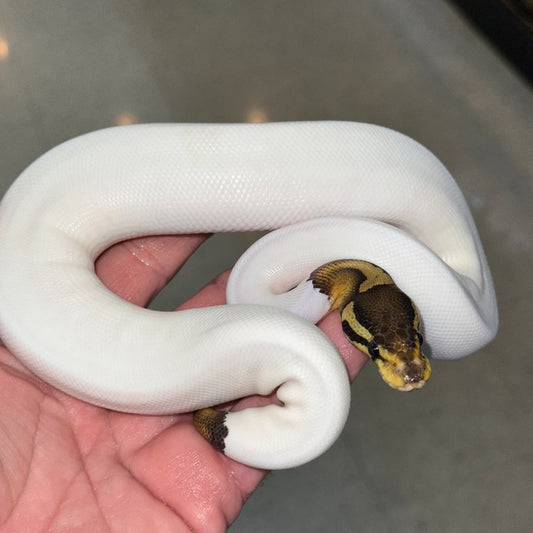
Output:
449,0,533,85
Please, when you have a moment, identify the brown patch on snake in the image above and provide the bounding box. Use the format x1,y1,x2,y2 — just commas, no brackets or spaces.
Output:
193,408,228,452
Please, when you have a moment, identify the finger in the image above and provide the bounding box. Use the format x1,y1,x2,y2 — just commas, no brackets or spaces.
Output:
317,311,368,381
95,234,209,306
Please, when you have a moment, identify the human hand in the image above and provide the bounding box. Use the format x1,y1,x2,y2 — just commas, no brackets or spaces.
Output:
0,235,367,532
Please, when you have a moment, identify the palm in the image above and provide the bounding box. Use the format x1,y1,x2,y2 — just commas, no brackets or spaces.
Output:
0,235,366,531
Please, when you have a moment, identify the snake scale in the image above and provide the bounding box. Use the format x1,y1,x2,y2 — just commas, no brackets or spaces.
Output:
0,122,498,469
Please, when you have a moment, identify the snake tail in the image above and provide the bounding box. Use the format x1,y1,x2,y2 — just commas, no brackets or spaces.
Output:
193,408,229,452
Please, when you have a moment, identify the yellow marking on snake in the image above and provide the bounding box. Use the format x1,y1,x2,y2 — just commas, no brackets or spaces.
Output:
309,259,431,391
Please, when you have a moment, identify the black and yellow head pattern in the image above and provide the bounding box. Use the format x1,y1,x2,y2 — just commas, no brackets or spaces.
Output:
309,259,431,391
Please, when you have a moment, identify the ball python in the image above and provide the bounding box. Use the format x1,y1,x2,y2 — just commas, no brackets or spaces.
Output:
0,122,498,469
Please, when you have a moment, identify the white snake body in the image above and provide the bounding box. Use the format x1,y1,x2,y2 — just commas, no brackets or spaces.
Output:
0,122,497,469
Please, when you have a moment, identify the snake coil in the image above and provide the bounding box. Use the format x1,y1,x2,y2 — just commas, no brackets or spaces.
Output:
0,122,497,469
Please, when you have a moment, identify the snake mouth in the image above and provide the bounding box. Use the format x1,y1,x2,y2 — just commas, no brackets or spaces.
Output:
377,352,430,391
378,365,428,391
396,362,429,391
397,379,426,392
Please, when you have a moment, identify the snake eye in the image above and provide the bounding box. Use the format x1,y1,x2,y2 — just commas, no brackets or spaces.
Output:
368,339,381,361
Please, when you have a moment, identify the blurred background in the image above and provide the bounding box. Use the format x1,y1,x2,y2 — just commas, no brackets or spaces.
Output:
0,1,531,531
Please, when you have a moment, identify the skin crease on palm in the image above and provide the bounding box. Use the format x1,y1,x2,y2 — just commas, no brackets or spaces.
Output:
0,234,367,532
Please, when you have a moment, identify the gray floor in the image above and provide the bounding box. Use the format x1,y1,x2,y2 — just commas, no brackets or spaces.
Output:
0,1,531,531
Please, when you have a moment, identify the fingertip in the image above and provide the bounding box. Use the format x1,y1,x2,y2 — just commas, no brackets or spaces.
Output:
174,270,231,310
317,311,368,381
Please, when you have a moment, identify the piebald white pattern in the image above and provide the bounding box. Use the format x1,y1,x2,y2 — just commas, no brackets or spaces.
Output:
0,122,497,469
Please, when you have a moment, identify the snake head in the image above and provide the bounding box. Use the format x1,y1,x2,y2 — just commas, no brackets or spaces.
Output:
315,259,433,392
368,335,431,391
